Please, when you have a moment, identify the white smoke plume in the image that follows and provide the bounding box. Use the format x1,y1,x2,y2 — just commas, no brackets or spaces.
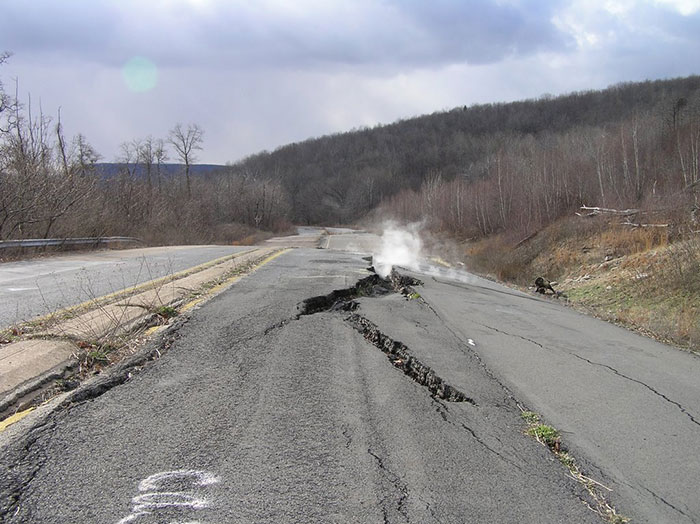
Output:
372,221,481,286
372,222,424,278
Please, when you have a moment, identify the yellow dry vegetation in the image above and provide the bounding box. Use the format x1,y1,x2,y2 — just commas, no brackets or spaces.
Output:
465,217,699,352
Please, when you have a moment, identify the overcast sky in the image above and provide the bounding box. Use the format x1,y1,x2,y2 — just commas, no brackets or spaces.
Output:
2,0,699,164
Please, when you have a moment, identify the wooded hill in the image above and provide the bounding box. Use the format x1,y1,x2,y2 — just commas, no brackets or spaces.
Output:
230,75,700,233
2,52,699,246
95,163,226,180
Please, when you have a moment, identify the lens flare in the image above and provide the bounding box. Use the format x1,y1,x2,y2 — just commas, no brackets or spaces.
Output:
122,56,158,92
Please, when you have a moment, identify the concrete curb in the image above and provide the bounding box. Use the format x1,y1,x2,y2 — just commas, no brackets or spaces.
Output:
0,359,77,416
0,314,190,442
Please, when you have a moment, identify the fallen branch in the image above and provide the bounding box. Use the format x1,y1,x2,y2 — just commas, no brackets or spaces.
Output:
620,221,669,228
514,231,538,248
580,206,639,216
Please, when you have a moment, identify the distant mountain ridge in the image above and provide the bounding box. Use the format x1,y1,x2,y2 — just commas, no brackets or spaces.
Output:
95,163,226,179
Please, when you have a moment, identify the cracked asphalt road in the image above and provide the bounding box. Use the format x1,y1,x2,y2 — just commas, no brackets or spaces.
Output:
0,245,251,329
0,249,602,523
407,269,700,524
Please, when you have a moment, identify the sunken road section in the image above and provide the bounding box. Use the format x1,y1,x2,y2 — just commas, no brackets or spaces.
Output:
298,271,474,404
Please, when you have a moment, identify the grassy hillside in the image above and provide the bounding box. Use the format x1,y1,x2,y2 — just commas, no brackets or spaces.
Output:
464,216,699,352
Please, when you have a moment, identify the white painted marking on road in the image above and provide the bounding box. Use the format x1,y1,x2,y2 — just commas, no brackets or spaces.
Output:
117,469,219,524
116,512,149,524
132,492,208,511
138,469,219,491
5,287,37,292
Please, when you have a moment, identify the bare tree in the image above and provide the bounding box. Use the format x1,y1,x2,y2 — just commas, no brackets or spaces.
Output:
168,123,203,199
0,84,97,240
153,138,168,194
136,137,155,196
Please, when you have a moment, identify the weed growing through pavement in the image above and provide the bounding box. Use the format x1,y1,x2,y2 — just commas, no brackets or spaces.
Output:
527,424,561,450
12,256,185,379
86,348,110,365
521,408,629,523
0,326,22,344
156,305,178,319
520,410,540,424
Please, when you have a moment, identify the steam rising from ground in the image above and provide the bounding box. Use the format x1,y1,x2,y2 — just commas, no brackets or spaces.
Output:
373,222,424,278
372,221,479,286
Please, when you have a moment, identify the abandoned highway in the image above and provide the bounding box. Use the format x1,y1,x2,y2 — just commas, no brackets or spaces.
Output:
0,245,251,330
1,231,699,523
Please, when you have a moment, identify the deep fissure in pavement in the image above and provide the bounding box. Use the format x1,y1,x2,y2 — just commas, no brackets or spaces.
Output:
348,314,475,404
297,272,421,316
298,271,474,404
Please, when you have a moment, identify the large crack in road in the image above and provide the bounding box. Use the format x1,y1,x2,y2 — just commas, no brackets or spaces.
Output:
347,314,475,404
0,251,608,523
298,271,475,404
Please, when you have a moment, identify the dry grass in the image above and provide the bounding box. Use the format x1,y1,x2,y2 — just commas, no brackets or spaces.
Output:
464,217,699,352
598,226,669,257
466,217,606,283
520,410,629,523
466,233,536,283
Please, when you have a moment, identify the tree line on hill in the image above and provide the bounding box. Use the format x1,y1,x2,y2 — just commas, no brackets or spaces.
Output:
232,75,700,237
2,46,699,246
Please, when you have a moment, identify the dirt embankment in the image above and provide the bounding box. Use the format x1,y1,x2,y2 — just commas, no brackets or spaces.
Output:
464,216,700,353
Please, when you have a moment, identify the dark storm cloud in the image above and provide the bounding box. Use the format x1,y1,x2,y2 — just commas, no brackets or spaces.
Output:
383,0,570,64
3,0,700,164
0,1,121,63
0,0,570,70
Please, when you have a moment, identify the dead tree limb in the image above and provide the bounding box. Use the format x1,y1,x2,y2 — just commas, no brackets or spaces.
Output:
620,221,669,228
514,231,538,248
684,179,699,192
580,206,640,216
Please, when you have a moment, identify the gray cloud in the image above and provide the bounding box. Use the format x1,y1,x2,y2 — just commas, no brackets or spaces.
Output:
1,0,570,70
1,1,700,164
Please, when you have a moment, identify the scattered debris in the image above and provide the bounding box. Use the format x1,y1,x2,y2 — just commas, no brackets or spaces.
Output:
579,206,640,217
535,276,556,294
621,221,669,228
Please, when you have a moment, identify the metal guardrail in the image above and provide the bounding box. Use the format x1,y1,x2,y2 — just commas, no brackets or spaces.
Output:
0,237,141,249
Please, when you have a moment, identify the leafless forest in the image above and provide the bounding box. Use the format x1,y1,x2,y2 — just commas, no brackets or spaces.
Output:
0,53,290,245
1,49,699,248
237,75,699,240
